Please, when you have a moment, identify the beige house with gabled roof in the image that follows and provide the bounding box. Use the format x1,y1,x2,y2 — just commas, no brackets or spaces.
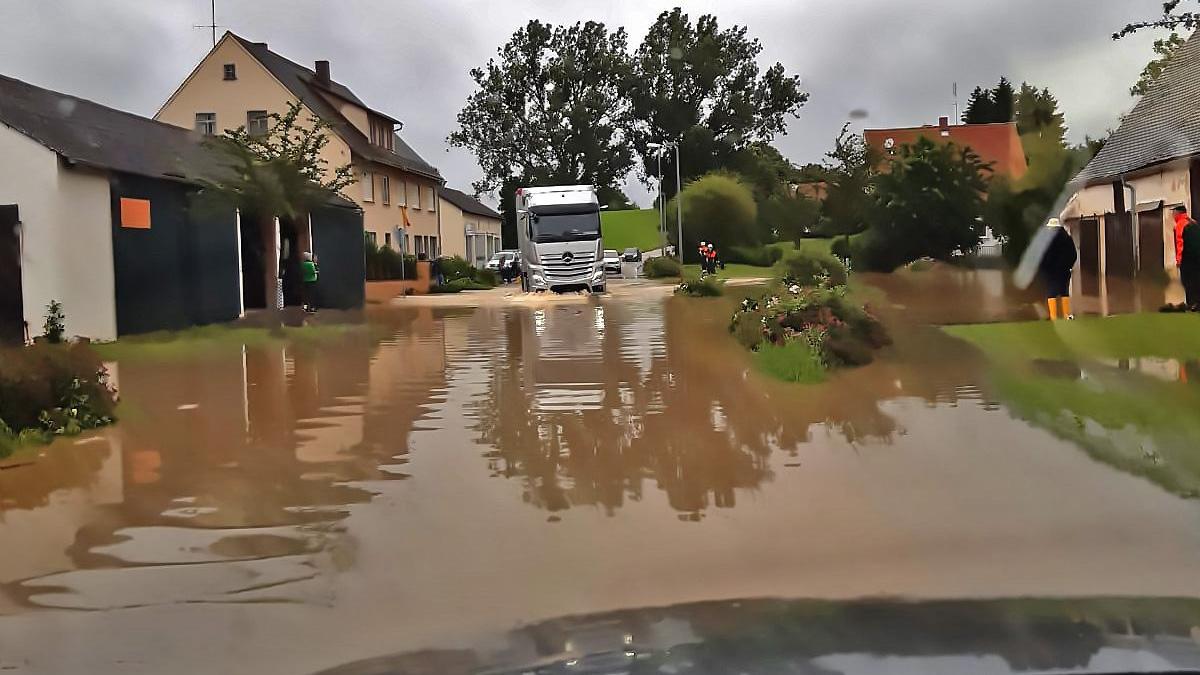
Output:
155,31,451,258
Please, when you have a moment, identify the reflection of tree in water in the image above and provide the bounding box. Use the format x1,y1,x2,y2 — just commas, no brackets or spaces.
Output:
471,292,999,516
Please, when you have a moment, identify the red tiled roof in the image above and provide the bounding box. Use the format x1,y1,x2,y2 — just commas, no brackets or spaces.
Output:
864,121,1027,180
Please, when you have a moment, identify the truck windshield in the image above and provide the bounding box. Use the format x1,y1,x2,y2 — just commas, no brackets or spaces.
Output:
531,212,601,243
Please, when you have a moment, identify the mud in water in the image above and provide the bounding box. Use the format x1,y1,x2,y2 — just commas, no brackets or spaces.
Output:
2,278,1200,674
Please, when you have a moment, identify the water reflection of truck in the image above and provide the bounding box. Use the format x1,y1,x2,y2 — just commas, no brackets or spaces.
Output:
516,185,606,293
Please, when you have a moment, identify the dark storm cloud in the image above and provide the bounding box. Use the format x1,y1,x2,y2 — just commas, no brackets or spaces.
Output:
0,0,1163,206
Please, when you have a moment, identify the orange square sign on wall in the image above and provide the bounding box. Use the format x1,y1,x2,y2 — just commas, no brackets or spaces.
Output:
120,198,152,229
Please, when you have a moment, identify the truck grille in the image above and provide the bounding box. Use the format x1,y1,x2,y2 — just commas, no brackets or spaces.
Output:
543,252,595,280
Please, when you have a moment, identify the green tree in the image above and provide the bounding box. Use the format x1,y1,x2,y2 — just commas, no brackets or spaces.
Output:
666,172,758,260
1116,1,1200,37
1015,83,1067,143
1131,33,1186,95
201,101,354,308
817,123,879,237
963,86,995,124
985,135,1099,265
854,138,990,271
628,8,807,199
449,20,637,239
761,189,820,247
992,77,1016,123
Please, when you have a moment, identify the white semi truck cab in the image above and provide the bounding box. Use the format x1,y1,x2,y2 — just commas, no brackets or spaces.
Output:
516,185,606,293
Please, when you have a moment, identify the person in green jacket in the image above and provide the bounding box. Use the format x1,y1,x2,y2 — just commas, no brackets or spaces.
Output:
301,252,319,313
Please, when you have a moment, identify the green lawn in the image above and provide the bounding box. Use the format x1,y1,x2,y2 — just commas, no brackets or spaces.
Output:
94,322,368,362
945,314,1200,498
601,209,662,252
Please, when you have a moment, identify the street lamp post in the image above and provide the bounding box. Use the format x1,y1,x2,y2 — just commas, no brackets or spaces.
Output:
647,140,683,265
657,152,665,251
673,142,682,265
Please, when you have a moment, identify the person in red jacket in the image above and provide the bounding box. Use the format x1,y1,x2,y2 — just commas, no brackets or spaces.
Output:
1176,205,1200,310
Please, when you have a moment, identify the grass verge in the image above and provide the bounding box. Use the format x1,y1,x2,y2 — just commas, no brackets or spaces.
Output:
945,313,1200,498
753,341,827,384
93,322,367,362
601,209,662,252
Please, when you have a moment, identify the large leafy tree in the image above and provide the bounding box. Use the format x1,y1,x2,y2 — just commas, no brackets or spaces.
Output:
854,138,990,271
1131,32,1187,95
1116,0,1200,37
817,123,880,237
201,101,353,308
628,8,807,199
449,20,637,243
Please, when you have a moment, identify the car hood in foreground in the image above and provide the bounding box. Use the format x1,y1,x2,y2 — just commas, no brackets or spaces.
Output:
313,596,1200,675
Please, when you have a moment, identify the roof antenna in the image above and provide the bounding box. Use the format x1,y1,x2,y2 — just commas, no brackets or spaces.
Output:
194,0,220,47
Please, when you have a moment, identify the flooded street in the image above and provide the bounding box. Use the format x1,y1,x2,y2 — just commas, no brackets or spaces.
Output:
4,275,1200,674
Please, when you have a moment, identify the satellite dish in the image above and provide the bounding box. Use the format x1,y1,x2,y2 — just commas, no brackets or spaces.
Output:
884,137,896,149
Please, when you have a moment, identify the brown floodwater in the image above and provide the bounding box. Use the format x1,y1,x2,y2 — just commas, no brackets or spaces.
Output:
2,275,1200,674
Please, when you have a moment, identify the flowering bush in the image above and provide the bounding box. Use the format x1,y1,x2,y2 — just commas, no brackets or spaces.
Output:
729,272,890,375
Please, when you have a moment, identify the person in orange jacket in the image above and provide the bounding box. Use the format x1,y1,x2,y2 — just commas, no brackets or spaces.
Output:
1176,205,1200,310
1171,206,1200,309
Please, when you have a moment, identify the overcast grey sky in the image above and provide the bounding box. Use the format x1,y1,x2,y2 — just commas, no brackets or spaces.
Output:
0,1,1166,206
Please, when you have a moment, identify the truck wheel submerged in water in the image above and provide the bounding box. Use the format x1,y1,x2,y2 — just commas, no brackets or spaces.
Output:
592,285,606,294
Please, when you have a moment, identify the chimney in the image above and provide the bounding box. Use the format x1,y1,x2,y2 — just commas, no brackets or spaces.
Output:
315,60,331,85
938,115,951,137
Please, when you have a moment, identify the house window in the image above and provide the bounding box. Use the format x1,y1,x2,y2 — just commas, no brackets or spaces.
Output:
247,110,269,136
223,64,237,80
430,236,439,257
396,179,407,206
379,175,390,205
195,113,216,136
384,232,392,248
425,186,436,211
361,171,374,202
364,231,377,246
412,183,422,210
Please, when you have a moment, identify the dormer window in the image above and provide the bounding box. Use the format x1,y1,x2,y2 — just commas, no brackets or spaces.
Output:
223,64,237,80
369,117,394,150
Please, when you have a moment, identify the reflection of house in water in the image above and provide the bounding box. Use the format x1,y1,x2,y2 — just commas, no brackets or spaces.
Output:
0,327,425,611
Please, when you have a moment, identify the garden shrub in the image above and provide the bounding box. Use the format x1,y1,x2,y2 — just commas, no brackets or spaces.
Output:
439,256,475,282
0,342,116,455
644,256,681,278
472,268,499,287
364,241,418,281
725,245,783,267
675,275,724,297
780,249,848,286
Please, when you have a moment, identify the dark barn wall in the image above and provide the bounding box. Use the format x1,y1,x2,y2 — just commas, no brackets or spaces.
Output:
311,205,365,309
110,173,240,335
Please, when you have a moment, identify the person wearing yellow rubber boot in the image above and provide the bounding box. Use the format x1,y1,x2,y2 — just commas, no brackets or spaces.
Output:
1038,218,1077,320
